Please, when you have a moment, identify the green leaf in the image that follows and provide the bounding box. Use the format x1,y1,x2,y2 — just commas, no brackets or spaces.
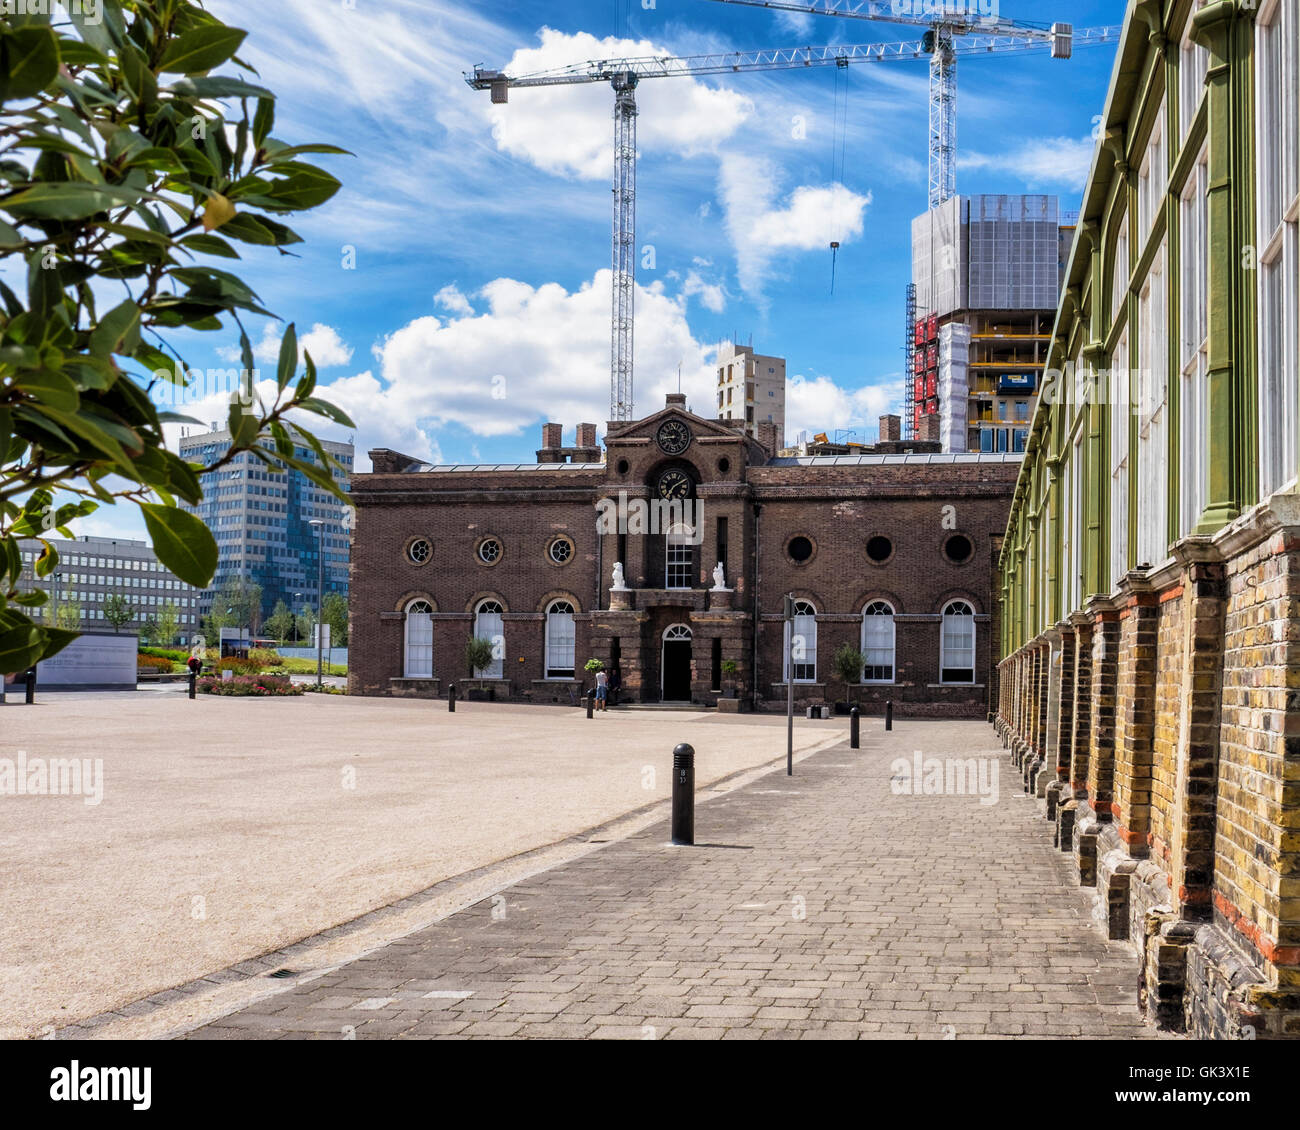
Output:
262,142,354,163
1,181,139,220
276,322,297,391
299,397,355,429
89,298,141,358
252,97,274,148
12,369,80,414
0,622,45,673
179,233,241,259
0,26,60,103
296,351,317,399
166,76,273,100
261,164,341,212
0,404,10,464
157,26,248,75
138,503,217,588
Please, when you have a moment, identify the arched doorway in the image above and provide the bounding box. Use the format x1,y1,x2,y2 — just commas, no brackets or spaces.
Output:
661,623,693,702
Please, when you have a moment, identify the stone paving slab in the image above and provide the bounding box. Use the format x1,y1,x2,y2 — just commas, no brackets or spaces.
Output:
181,721,1175,1041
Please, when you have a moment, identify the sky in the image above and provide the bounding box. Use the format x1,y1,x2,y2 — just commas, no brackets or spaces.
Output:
69,0,1128,542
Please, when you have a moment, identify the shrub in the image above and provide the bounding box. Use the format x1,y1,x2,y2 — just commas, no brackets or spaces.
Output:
136,655,175,673
303,684,346,695
584,658,605,673
465,636,496,675
217,656,262,676
198,675,303,697
140,647,188,663
248,648,283,668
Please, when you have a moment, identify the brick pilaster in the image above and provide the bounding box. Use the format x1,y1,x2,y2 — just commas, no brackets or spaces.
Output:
1113,574,1159,858
1087,597,1120,823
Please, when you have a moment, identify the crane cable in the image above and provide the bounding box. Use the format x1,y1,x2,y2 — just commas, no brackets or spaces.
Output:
829,60,850,295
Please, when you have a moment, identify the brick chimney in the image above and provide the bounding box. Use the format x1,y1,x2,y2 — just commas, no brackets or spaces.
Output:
879,414,901,443
918,412,941,444
537,421,565,464
665,392,687,408
576,422,597,449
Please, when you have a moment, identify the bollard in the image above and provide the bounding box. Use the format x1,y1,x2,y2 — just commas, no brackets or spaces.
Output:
25,667,36,705
885,700,893,731
448,683,457,713
850,705,860,749
671,743,695,845
586,688,595,719
188,670,197,700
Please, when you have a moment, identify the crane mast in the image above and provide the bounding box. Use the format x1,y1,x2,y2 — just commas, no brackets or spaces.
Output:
611,74,638,422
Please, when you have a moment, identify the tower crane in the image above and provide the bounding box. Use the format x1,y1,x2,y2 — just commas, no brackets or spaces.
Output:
466,22,1119,422
706,0,1119,209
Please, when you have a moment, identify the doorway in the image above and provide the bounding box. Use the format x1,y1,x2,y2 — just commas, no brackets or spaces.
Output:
661,623,693,702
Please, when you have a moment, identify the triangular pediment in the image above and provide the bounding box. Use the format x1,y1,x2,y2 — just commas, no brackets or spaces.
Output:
605,405,746,444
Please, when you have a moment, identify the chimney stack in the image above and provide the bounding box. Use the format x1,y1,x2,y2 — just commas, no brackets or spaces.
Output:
918,412,941,444
879,414,902,443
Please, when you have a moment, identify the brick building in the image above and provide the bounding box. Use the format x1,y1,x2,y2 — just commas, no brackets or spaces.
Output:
348,394,1018,716
996,1,1299,1039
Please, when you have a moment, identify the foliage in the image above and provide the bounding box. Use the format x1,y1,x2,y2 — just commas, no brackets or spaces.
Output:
54,592,80,630
264,598,293,642
198,673,301,696
294,606,313,642
103,592,134,632
140,644,185,660
320,590,347,646
153,599,179,646
276,655,344,676
247,646,280,668
0,1,354,676
583,658,604,673
204,576,261,636
302,682,344,695
720,658,739,677
215,654,259,675
465,635,495,675
136,653,173,672
832,643,865,702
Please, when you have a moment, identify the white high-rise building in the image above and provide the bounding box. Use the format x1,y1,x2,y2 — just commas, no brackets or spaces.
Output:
715,341,786,446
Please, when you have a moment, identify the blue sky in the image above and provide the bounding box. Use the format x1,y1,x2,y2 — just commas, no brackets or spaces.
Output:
75,0,1127,540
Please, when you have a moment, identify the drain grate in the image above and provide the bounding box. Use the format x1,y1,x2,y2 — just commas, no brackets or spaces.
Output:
267,968,301,980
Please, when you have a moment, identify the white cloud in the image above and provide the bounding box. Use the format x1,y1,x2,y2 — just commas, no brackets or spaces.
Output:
435,284,475,317
960,135,1097,191
718,154,872,300
784,373,899,443
218,323,353,369
479,28,754,180
682,270,727,314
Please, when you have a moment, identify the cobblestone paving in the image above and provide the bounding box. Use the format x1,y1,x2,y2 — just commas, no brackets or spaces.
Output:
184,721,1172,1040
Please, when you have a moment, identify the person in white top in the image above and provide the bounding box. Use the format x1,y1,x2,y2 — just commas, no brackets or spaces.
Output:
595,668,609,711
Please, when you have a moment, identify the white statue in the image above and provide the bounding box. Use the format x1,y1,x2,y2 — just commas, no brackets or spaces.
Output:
711,561,728,591
611,562,628,590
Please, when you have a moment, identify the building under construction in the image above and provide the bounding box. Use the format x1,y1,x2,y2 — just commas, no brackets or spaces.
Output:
909,194,1074,453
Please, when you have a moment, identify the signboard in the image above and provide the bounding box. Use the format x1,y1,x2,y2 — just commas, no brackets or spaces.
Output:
37,633,138,689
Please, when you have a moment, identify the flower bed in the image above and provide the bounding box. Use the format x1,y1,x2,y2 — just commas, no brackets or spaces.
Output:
198,674,303,697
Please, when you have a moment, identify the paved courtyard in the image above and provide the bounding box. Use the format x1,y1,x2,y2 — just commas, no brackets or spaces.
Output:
170,719,1169,1041
0,694,846,1038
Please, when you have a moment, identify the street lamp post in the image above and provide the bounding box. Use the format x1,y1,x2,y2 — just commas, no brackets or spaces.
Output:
309,520,325,690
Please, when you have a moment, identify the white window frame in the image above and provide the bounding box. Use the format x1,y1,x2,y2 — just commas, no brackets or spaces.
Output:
665,525,694,590
1071,427,1086,611
939,601,976,685
544,600,576,679
783,600,818,683
1181,145,1211,534
474,599,504,679
1257,0,1300,499
860,601,896,684
1179,2,1209,142
403,599,433,679
1110,332,1131,588
1137,241,1170,567
1112,213,1130,322
1137,103,1167,240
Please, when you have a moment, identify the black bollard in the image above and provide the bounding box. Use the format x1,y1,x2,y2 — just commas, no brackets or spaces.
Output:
25,667,36,705
850,705,860,749
448,683,457,712
885,700,893,731
188,670,197,700
671,743,695,845
586,688,595,719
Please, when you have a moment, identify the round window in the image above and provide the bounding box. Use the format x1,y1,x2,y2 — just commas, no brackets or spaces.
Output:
616,458,630,475
944,534,974,565
407,538,432,565
718,457,731,475
548,537,574,565
866,535,893,565
478,538,502,565
787,536,814,564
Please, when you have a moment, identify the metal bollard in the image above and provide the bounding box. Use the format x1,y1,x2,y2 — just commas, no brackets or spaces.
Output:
850,705,860,749
448,683,457,712
188,670,197,700
885,700,893,731
587,688,596,718
25,667,36,705
671,743,695,846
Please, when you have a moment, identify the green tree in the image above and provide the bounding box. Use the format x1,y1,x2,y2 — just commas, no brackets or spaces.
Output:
0,2,353,677
103,593,135,633
833,643,866,706
54,585,80,632
154,600,180,647
264,599,293,644
320,591,347,647
465,636,495,677
295,607,314,644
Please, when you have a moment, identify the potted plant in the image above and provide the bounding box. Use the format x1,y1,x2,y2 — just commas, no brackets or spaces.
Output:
465,636,497,700
832,643,866,716
720,658,739,699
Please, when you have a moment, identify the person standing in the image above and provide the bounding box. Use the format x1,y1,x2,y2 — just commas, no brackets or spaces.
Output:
595,667,609,711
609,667,622,707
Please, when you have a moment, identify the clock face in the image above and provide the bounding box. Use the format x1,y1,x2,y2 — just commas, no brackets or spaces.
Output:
656,468,693,501
656,419,692,455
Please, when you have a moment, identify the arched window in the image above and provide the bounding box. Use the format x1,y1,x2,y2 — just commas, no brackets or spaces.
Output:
404,599,433,678
545,600,576,678
475,599,504,679
940,601,976,684
861,601,896,684
783,600,818,683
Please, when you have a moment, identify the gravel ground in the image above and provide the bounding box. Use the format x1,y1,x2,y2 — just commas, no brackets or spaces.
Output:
0,694,846,1038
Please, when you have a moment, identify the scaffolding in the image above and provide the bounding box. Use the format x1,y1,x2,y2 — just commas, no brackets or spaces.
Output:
903,283,916,440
